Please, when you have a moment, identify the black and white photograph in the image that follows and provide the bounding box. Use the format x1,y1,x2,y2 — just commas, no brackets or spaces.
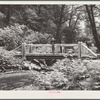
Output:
0,1,100,96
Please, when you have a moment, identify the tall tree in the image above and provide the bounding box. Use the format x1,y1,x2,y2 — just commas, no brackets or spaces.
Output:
0,5,83,44
54,5,65,43
85,5,100,51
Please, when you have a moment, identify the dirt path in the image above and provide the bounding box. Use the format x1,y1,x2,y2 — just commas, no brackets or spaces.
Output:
0,70,38,90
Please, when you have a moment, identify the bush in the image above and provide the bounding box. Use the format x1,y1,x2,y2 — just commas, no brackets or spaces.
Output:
0,23,53,50
34,70,68,90
25,32,53,44
33,59,87,90
0,47,23,71
0,23,27,50
35,59,95,90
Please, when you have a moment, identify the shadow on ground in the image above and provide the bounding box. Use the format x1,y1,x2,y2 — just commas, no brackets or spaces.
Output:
0,71,36,90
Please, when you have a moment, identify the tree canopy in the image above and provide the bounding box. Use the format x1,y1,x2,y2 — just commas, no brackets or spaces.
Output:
0,5,100,51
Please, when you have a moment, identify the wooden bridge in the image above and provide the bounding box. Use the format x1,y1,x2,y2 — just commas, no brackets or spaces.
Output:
14,42,98,60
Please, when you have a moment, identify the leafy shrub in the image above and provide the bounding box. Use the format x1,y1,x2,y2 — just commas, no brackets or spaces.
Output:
0,47,22,71
34,70,68,90
0,23,27,50
0,23,53,50
33,59,88,90
25,32,53,44
38,59,89,90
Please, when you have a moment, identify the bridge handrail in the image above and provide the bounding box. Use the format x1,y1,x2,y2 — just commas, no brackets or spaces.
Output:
15,42,98,59
81,43,97,57
25,43,78,47
21,43,78,59
54,44,77,47
10,45,22,51
78,42,97,58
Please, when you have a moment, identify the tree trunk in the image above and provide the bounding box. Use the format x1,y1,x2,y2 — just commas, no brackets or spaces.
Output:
85,5,100,51
6,9,11,25
56,5,65,43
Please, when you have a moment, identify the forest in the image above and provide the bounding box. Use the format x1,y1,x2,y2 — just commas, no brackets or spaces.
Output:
0,5,100,90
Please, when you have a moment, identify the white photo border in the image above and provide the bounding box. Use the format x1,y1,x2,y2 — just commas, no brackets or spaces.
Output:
0,1,100,99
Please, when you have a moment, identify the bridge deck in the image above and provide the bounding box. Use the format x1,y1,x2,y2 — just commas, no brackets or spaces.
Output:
15,53,66,59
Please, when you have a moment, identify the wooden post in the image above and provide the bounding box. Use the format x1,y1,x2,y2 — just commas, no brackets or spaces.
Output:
29,44,33,53
62,46,65,53
81,42,83,56
52,42,55,54
61,36,66,53
22,42,26,60
51,38,55,54
78,41,81,59
60,46,62,53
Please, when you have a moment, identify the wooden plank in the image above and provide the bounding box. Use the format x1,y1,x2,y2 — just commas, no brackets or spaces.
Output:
25,44,78,47
55,44,78,47
26,44,51,47
81,55,97,59
15,54,65,59
26,56,65,59
15,53,66,56
33,52,68,55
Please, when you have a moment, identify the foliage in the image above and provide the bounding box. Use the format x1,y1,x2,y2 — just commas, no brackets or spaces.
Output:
0,45,100,90
0,4,100,90
0,47,22,71
31,59,85,90
0,23,53,50
62,27,78,43
25,32,53,44
85,5,100,51
36,70,68,90
0,5,100,45
0,23,27,50
0,5,84,43
31,58,100,90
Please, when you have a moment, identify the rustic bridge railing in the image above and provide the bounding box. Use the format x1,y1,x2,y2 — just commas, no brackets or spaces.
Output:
14,42,97,59
21,43,78,59
78,42,97,59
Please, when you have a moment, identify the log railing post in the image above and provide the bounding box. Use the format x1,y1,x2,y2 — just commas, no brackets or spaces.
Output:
51,38,55,54
52,42,55,54
60,45,65,53
78,41,82,59
29,44,33,53
62,45,66,53
22,42,26,60
60,46,62,53
61,36,66,53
